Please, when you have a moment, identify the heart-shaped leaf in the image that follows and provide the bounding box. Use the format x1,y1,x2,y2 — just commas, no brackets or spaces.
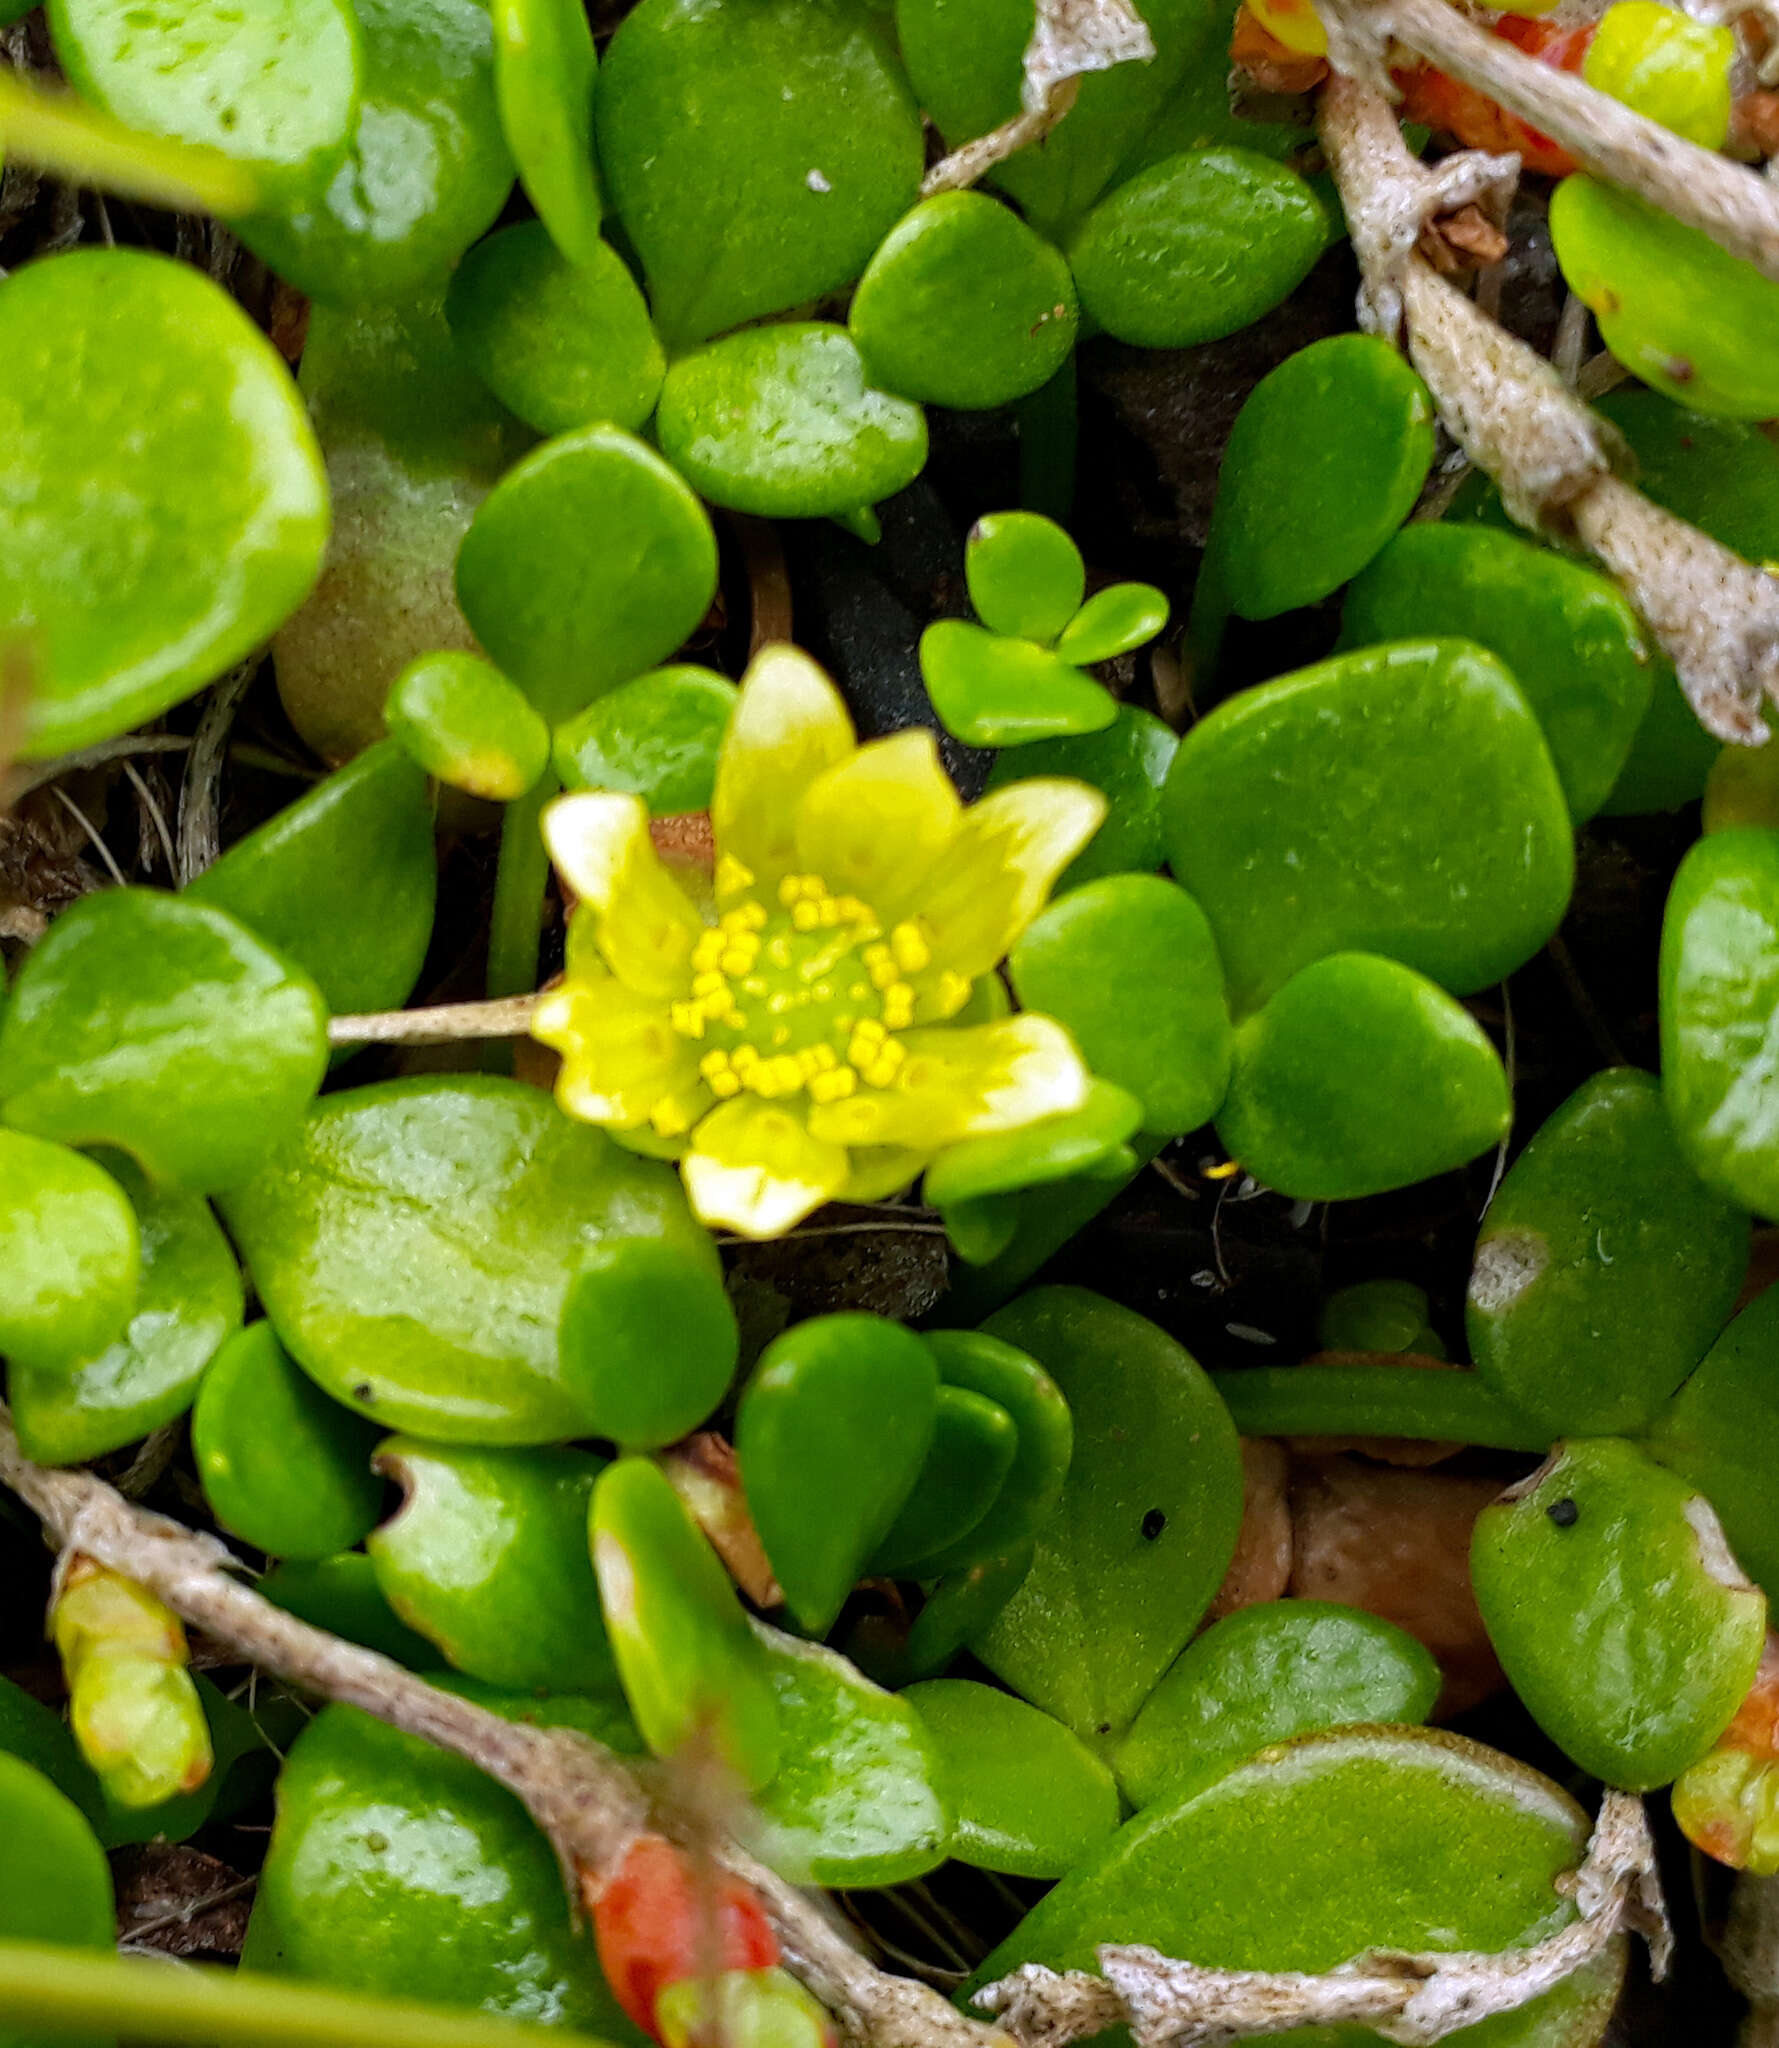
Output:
1068,148,1327,349
966,513,1085,645
492,0,603,271
0,890,329,1192
194,1324,384,1560
920,621,1114,748
1472,1438,1767,1789
1217,951,1511,1201
591,1456,780,1790
553,665,737,813
903,1679,1118,1879
1468,1067,1748,1434
850,193,1077,411
0,249,328,762
1114,1601,1440,1811
456,423,718,719
656,325,928,521
598,0,922,347
445,221,664,437
1163,639,1575,1013
869,1388,1019,1577
10,1155,242,1467
370,1438,618,1694
188,739,437,1020
971,1287,1241,1741
1011,874,1232,1136
736,1312,938,1635
1054,584,1170,666
218,1076,710,1444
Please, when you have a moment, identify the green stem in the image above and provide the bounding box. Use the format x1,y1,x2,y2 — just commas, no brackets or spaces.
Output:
0,72,260,216
0,1942,620,2048
941,1135,1165,1324
1208,1367,1551,1451
1016,354,1078,525
486,772,560,1003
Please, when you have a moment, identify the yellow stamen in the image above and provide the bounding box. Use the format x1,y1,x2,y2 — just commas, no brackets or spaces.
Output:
881,982,915,1031
890,922,931,974
808,1066,857,1103
715,854,755,898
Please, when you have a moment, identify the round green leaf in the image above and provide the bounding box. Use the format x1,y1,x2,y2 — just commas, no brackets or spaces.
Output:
1010,874,1232,1136
444,221,664,438
597,0,922,347
904,1679,1117,1879
656,324,928,522
736,1312,939,1636
1201,333,1436,621
894,0,1222,240
49,0,360,197
492,0,603,271
748,1623,949,1887
0,1754,114,1977
0,249,327,762
188,739,437,1020
0,1135,137,1374
1661,827,1779,1216
1472,1438,1767,1790
869,1388,1020,1578
10,1155,243,1467
591,1456,780,1790
0,889,329,1192
259,1553,438,1668
1113,1600,1440,1811
966,512,1085,644
236,0,513,305
914,1329,1074,1577
1552,174,1779,420
971,1287,1242,1741
456,423,718,720
1216,951,1511,1202
926,1081,1144,1210
1468,1067,1748,1435
217,1075,711,1445
1341,523,1653,821
920,622,1114,749
245,1703,641,2037
1163,638,1575,1013
849,192,1077,411
1068,148,1327,349
1320,1278,1443,1356
558,1235,738,1450
1054,583,1170,666
1645,1281,1779,1599
969,1724,1623,2048
984,707,1178,894
553,665,736,813
193,1324,383,1559
370,1439,619,1694
1596,386,1779,564
385,649,551,801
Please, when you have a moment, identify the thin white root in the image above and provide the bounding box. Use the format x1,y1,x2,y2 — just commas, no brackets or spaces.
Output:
1320,69,1779,742
975,1791,1668,2048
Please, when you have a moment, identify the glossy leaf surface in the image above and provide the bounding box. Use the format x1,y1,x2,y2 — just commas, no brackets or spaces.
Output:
983,709,1177,894
919,622,1114,749
558,1235,737,1450
868,1388,1019,1577
965,513,1084,645
492,0,603,270
553,666,737,814
0,1134,138,1375
385,649,551,802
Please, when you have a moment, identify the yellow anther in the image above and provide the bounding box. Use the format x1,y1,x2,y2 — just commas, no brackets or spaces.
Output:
691,971,729,999
651,1096,693,1138
731,1043,760,1072
881,983,915,1030
720,943,758,975
699,1050,732,1080
715,854,755,898
808,1066,857,1103
833,897,872,927
670,1001,707,1039
701,987,734,1021
862,942,900,991
816,897,842,927
862,1040,906,1089
723,1009,746,1030
934,970,972,1016
890,922,931,974
692,929,727,974
791,899,821,931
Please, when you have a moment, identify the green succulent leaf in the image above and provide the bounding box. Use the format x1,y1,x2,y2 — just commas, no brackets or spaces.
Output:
0,1755,115,1983
259,1554,439,1669
598,0,922,347
920,622,1115,749
983,707,1178,894
0,1135,138,1376
385,649,552,802
966,512,1085,644
0,249,328,763
491,0,603,271
868,1388,1020,1578
1054,583,1170,666
553,666,737,814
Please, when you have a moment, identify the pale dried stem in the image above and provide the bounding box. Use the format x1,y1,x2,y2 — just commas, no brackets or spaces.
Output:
975,1790,1668,2048
1337,0,1779,279
327,994,541,1048
1320,70,1779,742
177,658,257,884
0,1413,1007,2048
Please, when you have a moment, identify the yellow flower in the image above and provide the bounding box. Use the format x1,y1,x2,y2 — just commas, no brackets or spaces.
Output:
532,645,1107,1238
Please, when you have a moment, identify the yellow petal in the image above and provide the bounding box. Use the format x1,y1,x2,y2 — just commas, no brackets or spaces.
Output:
841,1145,930,1203
806,1014,1090,1151
793,727,961,921
533,978,705,1130
681,1096,851,1238
916,780,1106,980
544,791,704,999
711,645,855,893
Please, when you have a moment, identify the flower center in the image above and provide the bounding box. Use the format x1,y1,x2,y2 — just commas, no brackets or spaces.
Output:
666,870,961,1113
